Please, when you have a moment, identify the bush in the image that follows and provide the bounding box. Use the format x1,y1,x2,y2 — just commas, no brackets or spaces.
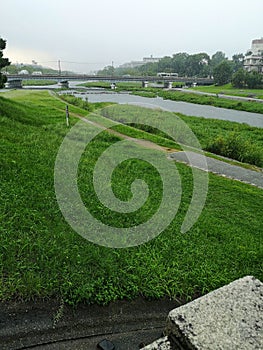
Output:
232,69,263,89
207,132,263,167
59,94,94,112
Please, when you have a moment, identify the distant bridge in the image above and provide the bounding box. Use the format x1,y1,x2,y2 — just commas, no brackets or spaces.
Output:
5,73,214,85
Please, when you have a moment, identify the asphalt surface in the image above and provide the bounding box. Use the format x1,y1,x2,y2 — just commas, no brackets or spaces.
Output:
169,151,263,189
0,298,181,350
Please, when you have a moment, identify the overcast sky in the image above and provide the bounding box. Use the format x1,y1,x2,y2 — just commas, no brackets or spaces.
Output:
1,0,263,73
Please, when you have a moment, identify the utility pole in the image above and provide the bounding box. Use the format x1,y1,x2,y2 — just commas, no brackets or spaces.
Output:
65,105,69,127
58,60,61,75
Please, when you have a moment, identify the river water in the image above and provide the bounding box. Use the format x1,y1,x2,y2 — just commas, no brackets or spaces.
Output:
71,88,263,128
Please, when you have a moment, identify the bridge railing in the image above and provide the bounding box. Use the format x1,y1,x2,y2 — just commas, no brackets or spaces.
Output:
4,73,214,85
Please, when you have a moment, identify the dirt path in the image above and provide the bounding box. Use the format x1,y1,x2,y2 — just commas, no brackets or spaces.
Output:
77,114,263,189
77,115,177,153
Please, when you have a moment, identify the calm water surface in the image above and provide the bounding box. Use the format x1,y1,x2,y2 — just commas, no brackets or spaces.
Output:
73,90,263,128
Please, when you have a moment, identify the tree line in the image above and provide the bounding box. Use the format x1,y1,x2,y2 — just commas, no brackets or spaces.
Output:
98,51,263,88
0,37,10,88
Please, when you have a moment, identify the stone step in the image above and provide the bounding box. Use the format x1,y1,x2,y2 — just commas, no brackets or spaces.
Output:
142,276,263,350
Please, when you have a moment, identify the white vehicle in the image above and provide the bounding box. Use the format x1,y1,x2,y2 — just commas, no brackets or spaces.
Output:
32,71,42,75
157,72,178,77
18,70,29,75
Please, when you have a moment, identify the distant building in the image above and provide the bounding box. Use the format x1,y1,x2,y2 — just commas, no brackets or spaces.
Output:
120,55,161,69
244,38,263,73
142,55,161,63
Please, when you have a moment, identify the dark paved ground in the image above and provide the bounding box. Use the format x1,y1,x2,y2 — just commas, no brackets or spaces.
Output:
169,151,263,189
0,297,181,350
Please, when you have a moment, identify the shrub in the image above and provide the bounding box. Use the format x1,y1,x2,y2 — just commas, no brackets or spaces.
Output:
207,132,263,167
59,94,94,112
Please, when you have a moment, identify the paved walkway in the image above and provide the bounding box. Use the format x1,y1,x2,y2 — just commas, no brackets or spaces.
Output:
178,88,263,104
169,151,263,189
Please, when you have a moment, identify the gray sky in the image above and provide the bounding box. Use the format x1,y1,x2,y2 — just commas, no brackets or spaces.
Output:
1,0,263,73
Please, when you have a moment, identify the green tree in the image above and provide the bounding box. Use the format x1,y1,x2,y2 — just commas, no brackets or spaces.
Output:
232,53,244,72
185,53,210,77
157,56,173,73
0,37,10,87
139,62,158,76
232,69,263,89
231,68,246,88
213,61,233,85
210,51,227,67
171,52,189,76
245,71,263,89
97,65,115,76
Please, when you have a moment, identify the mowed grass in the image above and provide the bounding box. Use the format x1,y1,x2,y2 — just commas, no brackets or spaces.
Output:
0,90,262,305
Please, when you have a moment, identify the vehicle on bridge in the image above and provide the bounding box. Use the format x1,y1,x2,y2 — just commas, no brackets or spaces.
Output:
157,72,179,77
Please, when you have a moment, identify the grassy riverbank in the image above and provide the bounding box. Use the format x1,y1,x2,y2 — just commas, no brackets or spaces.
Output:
0,90,262,305
192,83,263,99
79,81,143,90
157,90,263,114
60,94,263,167
23,79,57,86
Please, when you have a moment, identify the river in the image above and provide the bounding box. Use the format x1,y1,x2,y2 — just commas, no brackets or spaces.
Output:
71,89,263,128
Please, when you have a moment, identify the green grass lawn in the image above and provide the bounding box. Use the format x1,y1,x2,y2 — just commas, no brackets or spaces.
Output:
0,90,262,305
192,84,263,99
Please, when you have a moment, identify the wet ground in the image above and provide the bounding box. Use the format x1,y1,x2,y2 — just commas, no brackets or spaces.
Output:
0,297,182,350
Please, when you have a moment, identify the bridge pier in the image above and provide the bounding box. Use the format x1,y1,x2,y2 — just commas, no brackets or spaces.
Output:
5,79,23,89
58,80,69,89
164,81,173,89
142,81,148,88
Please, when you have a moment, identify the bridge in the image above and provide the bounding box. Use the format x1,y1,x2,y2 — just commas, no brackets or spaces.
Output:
4,73,214,89
5,73,213,84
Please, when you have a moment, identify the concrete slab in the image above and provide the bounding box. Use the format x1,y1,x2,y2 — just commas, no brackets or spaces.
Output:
167,276,263,350
141,336,171,350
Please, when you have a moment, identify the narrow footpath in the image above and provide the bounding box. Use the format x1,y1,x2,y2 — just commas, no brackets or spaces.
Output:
169,151,263,189
78,114,263,190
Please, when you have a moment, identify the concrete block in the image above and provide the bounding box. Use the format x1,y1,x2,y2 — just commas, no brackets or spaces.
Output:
141,336,171,350
167,276,263,349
